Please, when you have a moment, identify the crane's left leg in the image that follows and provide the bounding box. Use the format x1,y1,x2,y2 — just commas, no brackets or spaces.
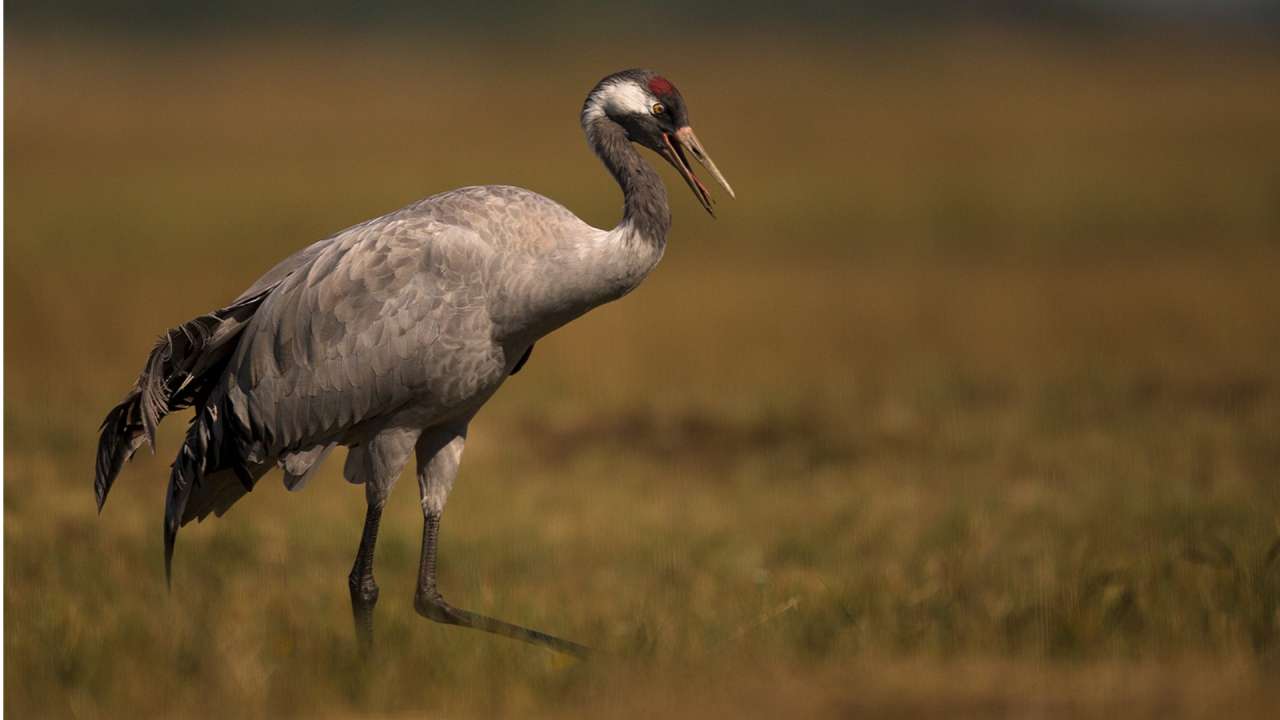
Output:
412,426,592,659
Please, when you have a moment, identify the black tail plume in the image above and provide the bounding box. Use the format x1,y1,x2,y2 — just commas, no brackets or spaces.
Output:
164,394,252,586
165,399,216,587
95,392,146,512
94,290,270,512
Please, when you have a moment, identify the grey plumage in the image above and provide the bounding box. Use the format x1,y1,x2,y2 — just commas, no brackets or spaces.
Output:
94,68,733,655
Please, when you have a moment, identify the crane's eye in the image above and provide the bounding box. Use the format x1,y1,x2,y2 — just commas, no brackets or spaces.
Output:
651,102,665,116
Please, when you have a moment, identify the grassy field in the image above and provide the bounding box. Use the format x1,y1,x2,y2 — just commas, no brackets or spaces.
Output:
6,31,1280,717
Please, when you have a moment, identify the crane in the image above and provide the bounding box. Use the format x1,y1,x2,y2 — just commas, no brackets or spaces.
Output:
93,69,733,658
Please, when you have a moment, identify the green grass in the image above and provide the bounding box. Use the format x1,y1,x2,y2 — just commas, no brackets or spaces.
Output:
6,30,1280,718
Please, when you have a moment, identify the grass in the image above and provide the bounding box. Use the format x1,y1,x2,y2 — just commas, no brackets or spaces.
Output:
6,29,1280,718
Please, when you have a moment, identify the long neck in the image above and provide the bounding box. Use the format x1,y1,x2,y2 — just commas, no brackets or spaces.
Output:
584,117,671,246
492,117,669,344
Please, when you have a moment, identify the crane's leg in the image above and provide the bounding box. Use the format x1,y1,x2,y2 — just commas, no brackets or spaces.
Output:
412,427,592,659
344,426,420,654
348,494,383,654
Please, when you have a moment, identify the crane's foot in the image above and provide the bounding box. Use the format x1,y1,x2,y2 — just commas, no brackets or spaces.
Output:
414,590,592,659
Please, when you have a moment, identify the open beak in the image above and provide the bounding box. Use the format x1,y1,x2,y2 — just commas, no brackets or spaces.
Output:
659,126,735,216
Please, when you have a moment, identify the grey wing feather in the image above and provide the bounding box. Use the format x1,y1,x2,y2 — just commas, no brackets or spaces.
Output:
223,213,500,459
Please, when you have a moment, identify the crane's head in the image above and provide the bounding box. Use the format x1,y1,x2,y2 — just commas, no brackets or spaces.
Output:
582,69,734,215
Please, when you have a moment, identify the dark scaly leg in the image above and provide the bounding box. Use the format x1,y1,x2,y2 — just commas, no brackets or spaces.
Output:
343,426,421,654
413,511,592,659
413,427,591,659
348,499,384,654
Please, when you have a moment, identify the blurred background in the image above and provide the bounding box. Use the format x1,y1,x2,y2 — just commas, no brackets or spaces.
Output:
6,2,1280,718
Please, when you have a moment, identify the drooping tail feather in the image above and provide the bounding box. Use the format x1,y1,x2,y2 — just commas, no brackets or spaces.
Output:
94,289,271,512
165,403,215,586
95,391,148,512
164,392,264,586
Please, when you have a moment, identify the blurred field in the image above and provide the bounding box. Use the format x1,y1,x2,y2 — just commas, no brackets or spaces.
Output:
6,30,1280,718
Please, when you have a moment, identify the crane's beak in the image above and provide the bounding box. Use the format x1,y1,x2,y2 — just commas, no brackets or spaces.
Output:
660,126,735,216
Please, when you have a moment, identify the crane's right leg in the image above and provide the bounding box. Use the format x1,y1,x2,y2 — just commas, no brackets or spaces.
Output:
411,426,592,659
345,426,420,654
348,493,383,654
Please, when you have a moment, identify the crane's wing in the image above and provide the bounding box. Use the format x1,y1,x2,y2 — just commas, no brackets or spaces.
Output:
221,213,500,460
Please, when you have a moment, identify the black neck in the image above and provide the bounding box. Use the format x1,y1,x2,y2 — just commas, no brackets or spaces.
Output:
584,117,671,245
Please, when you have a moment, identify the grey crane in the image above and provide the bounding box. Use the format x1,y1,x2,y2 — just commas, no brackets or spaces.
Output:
93,69,733,657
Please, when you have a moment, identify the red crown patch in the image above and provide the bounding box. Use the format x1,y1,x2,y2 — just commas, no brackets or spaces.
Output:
647,76,676,97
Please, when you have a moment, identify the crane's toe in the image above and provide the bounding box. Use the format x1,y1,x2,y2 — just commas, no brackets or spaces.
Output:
412,589,593,659
413,590,461,624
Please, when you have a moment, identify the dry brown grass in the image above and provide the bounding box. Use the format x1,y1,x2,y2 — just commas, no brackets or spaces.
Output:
6,30,1280,718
